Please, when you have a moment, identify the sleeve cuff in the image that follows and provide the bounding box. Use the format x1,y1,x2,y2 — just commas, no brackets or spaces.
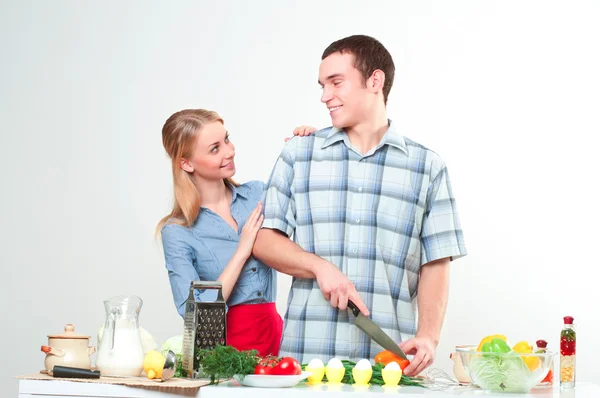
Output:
261,218,294,238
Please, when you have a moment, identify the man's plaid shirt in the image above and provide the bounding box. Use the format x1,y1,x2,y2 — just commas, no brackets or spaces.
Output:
262,121,467,363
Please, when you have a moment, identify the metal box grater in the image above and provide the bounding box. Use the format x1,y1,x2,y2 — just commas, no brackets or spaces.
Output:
181,281,227,379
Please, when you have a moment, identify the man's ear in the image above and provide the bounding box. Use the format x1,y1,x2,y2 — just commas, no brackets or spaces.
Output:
368,69,385,93
180,158,194,173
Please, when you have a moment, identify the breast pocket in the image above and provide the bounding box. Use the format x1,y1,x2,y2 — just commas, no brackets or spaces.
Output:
189,236,223,282
375,178,425,270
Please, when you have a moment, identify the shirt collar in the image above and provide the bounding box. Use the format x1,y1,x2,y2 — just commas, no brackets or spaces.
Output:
228,181,249,202
321,119,408,155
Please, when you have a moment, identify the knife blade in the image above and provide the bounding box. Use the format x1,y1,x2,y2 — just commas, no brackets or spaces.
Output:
347,300,408,360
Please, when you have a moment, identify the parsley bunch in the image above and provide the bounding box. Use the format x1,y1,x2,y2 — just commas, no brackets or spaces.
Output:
197,345,260,384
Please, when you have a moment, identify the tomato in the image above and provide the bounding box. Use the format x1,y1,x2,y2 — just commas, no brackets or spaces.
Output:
542,369,553,383
374,350,410,371
254,365,272,375
272,356,302,375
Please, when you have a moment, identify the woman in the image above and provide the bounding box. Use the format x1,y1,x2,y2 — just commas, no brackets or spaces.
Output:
157,108,314,357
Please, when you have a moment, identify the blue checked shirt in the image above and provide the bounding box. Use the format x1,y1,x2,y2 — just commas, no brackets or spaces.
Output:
261,120,467,363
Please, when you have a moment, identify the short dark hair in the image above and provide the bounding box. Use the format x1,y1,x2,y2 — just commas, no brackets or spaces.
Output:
322,35,395,105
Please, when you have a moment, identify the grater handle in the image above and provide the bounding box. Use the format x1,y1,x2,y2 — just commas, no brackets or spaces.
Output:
191,281,223,289
190,281,225,303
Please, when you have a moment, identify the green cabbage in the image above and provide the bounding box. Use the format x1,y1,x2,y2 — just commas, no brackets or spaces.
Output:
468,351,534,393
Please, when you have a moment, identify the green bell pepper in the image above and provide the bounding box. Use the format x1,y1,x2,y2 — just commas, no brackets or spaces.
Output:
491,338,511,353
481,338,511,356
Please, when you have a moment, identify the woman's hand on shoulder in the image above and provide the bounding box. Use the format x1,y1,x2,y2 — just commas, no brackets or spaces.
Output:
285,125,318,142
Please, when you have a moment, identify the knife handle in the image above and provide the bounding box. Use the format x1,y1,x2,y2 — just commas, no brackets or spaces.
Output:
347,300,361,317
53,366,101,379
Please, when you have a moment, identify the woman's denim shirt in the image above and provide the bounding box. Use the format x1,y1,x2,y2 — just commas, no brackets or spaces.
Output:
161,181,276,317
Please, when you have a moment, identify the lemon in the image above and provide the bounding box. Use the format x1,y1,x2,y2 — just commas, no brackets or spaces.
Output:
512,341,541,372
513,341,532,353
143,350,165,379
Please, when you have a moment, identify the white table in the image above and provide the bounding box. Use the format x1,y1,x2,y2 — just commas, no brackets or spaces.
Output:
17,379,600,398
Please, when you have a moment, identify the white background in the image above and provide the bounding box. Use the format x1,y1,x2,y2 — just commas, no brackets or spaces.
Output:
2,1,599,396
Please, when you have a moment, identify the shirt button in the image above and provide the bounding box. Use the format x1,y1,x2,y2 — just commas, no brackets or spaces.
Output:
251,267,257,272
358,187,363,192
257,292,262,297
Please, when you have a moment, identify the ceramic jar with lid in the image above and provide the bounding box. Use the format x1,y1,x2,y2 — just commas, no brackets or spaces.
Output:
41,324,96,371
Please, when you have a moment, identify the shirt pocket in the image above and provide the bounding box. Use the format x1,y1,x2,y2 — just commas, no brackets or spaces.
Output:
235,258,260,288
377,190,423,234
189,237,221,282
375,180,426,277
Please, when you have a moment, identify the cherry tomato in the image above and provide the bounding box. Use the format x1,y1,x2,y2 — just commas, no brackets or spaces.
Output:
272,356,302,375
254,365,272,375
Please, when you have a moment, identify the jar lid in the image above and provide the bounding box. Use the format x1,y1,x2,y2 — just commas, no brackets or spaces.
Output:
536,339,548,348
48,324,90,339
563,316,574,325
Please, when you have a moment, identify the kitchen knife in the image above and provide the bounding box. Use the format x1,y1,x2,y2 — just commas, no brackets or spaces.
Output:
347,300,408,360
52,366,101,379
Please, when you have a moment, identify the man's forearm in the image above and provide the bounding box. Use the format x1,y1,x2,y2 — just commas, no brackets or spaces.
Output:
253,228,322,278
415,257,450,345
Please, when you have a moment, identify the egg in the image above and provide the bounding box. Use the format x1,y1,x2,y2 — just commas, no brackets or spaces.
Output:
352,359,373,385
381,361,403,386
384,362,401,371
355,359,372,370
306,358,325,384
325,358,345,383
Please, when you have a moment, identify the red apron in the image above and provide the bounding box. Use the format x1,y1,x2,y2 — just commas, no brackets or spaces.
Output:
226,302,283,357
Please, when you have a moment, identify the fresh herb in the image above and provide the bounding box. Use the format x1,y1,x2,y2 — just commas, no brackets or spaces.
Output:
197,345,260,384
301,360,425,387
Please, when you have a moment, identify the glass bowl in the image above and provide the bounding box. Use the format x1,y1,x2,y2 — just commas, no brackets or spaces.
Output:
456,347,555,393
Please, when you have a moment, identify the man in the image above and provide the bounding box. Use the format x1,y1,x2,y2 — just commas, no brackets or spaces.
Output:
253,35,467,376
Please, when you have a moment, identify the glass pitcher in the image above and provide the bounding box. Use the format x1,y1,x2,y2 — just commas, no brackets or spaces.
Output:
95,295,144,377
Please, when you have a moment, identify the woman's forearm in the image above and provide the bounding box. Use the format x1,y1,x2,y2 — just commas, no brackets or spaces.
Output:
217,250,250,301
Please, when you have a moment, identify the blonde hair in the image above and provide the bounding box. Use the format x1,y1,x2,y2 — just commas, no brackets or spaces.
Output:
156,109,238,234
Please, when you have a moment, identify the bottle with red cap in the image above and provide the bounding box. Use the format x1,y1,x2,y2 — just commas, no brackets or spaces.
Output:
560,316,576,389
535,339,553,386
